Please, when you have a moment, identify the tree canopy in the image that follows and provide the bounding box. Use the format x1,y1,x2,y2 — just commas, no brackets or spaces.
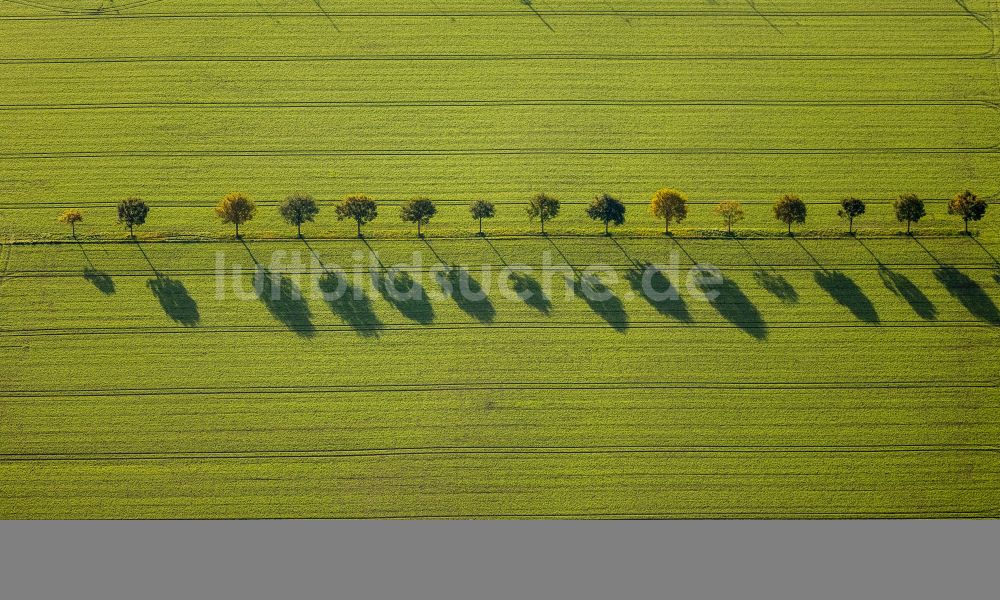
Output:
214,192,257,238
947,190,987,234
117,197,149,237
894,193,925,234
335,195,378,237
526,193,560,234
714,201,744,234
649,188,688,234
400,197,437,237
278,193,320,237
773,194,807,234
837,197,866,234
58,209,83,236
586,193,626,235
469,200,496,235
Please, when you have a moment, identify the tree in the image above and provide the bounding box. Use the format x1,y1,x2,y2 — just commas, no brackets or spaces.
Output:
278,193,319,238
837,197,866,235
585,193,626,235
714,200,744,234
649,188,688,235
117,197,149,238
947,190,988,235
58,209,83,237
400,197,437,237
526,193,560,234
215,192,256,238
894,193,925,234
336,195,378,237
469,200,496,236
773,194,806,234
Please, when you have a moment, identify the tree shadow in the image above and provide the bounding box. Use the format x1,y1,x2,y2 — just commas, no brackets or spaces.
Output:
753,270,798,303
933,266,1000,325
134,240,198,325
507,271,552,315
568,273,628,333
376,270,434,325
624,262,692,323
911,237,999,325
697,275,768,340
147,275,200,327
437,266,496,323
878,266,937,321
733,237,798,303
318,271,382,337
83,266,116,295
77,242,115,294
855,237,934,320
253,268,316,337
814,271,879,323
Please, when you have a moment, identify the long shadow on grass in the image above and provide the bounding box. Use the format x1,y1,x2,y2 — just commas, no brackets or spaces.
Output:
934,266,1000,325
241,240,314,336
547,236,627,332
792,236,879,323
303,239,382,336
376,270,434,325
77,242,115,294
567,273,628,333
317,271,382,337
735,238,798,303
136,240,199,326
696,273,768,340
437,266,496,323
911,237,1000,325
624,262,692,323
814,271,879,324
483,237,552,315
855,238,935,320
254,268,316,337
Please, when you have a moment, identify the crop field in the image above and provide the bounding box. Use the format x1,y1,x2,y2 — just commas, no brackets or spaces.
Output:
1,0,999,518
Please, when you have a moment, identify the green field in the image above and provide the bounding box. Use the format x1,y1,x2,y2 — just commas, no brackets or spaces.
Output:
1,0,999,518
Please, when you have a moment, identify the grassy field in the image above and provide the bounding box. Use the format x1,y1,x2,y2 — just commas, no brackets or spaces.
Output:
1,0,999,518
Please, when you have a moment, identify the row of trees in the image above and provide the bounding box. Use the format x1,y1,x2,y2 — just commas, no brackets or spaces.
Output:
57,189,989,238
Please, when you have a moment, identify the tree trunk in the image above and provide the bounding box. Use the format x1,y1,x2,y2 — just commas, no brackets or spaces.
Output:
664,216,669,236
129,223,134,238
357,220,362,238
236,222,240,239
297,222,302,238
417,221,422,237
906,220,911,234
787,222,791,235
605,221,609,236
726,219,731,234
71,222,76,237
479,217,483,236
848,217,853,234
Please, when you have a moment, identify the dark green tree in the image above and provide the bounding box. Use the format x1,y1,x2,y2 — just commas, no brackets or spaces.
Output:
400,197,437,237
837,197,866,234
947,190,988,234
117,197,149,238
469,200,496,236
894,193,925,234
526,193,560,234
335,195,378,237
773,194,807,234
586,193,626,235
278,193,320,238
